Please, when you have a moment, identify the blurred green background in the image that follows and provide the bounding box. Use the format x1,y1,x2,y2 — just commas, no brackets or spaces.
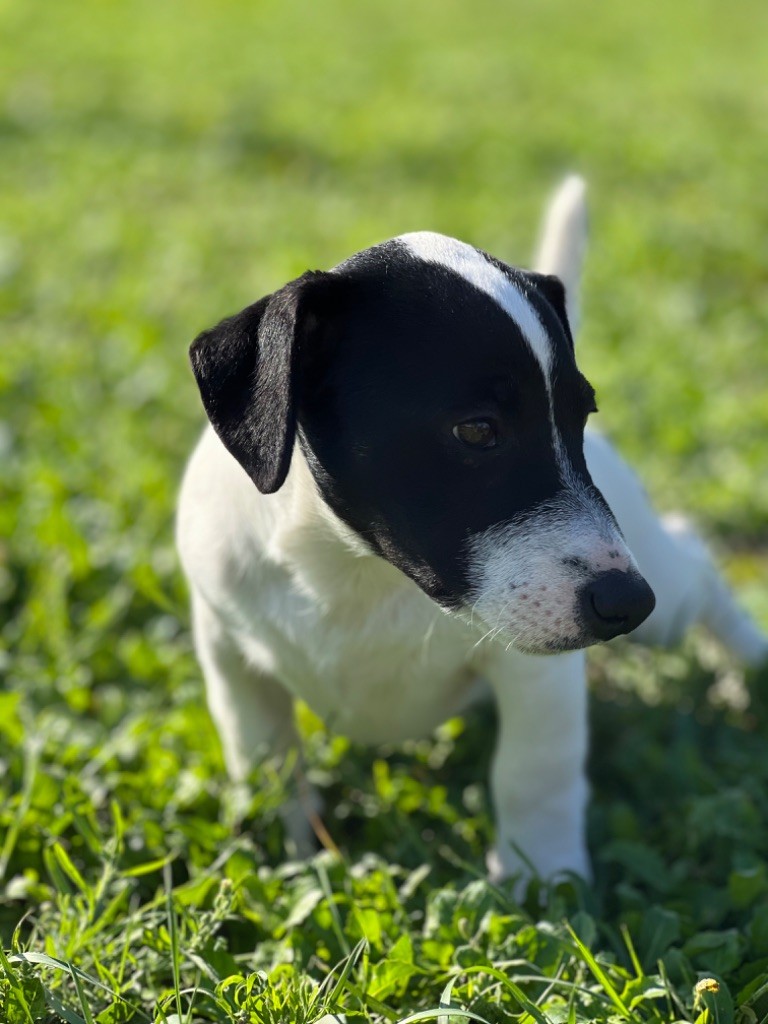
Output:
1,0,768,1019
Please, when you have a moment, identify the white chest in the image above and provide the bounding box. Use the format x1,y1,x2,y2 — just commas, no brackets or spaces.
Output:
233,560,484,744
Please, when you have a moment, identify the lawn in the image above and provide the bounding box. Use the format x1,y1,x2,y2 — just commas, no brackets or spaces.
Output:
1,0,768,1020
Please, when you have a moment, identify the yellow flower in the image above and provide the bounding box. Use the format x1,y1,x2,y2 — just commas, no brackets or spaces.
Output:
694,978,720,999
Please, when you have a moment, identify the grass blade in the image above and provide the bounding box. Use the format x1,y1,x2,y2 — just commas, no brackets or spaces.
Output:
566,925,630,1018
69,963,96,1024
164,862,184,1024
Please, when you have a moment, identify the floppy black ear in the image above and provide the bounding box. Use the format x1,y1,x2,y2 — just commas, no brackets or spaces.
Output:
189,270,328,494
527,272,574,348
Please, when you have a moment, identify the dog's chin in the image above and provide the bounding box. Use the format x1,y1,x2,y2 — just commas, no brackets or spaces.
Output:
458,603,594,656
492,631,594,657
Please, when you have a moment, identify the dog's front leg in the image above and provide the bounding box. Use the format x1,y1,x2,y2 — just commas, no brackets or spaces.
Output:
485,649,590,890
192,592,319,857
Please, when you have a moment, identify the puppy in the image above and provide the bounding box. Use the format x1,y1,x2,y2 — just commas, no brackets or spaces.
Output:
177,178,767,884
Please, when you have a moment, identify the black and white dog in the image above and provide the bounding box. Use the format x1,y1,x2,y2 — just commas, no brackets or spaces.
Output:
177,178,767,885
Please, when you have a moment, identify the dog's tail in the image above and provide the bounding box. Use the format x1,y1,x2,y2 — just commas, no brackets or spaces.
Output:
535,175,588,338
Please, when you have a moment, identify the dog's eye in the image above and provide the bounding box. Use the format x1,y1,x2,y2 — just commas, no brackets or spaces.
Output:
452,419,498,449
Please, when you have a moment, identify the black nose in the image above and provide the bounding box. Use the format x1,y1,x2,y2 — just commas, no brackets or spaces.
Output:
579,570,656,641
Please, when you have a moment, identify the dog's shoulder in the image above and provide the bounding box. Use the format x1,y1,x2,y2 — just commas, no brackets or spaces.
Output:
176,426,283,608
176,425,429,629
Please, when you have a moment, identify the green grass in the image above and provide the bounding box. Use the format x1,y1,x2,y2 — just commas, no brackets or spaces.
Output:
2,0,768,1020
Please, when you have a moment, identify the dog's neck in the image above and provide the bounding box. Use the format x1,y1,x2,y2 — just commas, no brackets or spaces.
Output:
270,445,417,608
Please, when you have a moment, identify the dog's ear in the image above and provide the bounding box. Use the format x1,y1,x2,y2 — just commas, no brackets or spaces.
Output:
189,270,331,494
527,272,574,349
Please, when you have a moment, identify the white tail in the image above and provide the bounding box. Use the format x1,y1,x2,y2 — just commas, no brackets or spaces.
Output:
535,175,588,338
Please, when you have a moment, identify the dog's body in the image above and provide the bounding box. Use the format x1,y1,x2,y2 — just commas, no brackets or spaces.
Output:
178,179,767,884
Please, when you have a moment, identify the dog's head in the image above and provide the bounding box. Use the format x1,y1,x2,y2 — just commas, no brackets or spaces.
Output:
190,225,654,654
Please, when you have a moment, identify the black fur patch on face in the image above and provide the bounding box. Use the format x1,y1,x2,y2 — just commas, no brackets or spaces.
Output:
295,241,600,607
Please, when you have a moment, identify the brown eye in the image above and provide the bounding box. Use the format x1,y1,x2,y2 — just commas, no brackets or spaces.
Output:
452,419,498,449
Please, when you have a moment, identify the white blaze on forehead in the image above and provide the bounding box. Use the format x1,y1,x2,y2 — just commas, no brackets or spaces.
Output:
397,231,553,379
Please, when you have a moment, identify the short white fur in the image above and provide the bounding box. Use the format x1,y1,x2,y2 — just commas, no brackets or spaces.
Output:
467,487,634,653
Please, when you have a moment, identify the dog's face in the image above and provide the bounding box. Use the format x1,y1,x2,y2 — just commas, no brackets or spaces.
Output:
190,233,654,653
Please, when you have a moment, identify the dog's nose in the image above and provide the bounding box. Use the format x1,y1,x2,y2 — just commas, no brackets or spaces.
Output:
579,570,656,641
